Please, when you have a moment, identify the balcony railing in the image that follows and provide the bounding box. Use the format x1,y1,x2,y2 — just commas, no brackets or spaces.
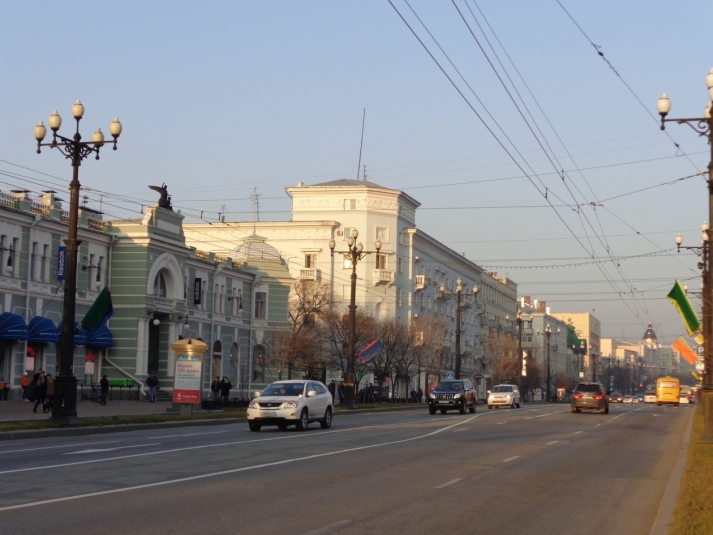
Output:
415,274,426,290
31,202,50,216
87,216,105,232
299,268,320,281
372,269,394,286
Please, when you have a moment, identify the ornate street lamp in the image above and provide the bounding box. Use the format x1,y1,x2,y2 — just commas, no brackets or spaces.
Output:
537,324,559,403
329,230,381,409
516,308,524,392
439,278,478,380
35,101,121,425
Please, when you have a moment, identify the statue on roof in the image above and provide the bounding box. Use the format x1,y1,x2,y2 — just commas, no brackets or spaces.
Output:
149,183,172,211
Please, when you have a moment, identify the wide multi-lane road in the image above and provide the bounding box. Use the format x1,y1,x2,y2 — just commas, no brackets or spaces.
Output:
0,403,691,535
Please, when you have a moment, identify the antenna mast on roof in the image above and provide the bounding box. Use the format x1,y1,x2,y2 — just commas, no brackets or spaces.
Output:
357,109,366,180
251,188,261,234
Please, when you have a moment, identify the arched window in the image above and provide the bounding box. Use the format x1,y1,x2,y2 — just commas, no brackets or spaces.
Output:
153,271,167,297
212,340,222,379
253,345,265,383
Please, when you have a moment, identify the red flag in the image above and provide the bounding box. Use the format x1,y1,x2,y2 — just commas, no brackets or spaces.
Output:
672,338,697,365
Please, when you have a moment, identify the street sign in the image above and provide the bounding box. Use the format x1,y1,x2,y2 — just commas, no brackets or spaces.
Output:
173,354,202,404
446,373,455,380
697,345,705,356
579,372,584,378
56,246,66,281
696,360,705,373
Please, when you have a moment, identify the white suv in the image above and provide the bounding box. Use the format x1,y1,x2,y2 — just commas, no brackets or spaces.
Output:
247,380,333,432
487,384,521,409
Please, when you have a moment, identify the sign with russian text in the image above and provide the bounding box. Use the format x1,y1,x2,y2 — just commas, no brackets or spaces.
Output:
193,278,202,305
173,354,202,404
57,246,67,281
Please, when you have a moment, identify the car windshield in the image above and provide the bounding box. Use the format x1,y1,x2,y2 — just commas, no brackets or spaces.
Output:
492,386,513,393
575,384,601,393
434,381,464,391
261,382,305,397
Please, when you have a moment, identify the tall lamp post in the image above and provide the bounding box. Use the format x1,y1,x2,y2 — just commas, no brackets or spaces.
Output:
537,324,559,403
658,72,713,440
516,309,524,392
329,230,381,409
439,278,478,379
34,101,122,425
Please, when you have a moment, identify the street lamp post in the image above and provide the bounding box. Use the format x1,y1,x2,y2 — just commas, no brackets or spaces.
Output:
537,324,559,403
659,73,713,440
329,230,381,409
439,278,478,380
516,309,523,392
34,101,121,426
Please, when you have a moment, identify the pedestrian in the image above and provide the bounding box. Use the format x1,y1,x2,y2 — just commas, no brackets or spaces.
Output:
409,388,417,403
417,387,423,403
328,380,336,401
220,375,232,402
21,372,30,402
210,376,220,400
100,375,109,405
44,374,55,412
29,368,43,402
33,372,46,413
145,372,159,402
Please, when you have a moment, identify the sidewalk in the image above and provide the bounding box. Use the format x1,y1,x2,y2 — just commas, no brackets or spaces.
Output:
0,399,173,422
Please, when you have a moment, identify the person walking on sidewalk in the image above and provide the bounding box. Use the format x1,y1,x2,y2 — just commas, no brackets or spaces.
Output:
210,376,220,400
220,376,232,403
21,373,30,402
33,373,46,413
100,375,109,405
146,372,159,403
43,374,55,413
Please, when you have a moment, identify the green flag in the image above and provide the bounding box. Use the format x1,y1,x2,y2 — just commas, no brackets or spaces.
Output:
667,280,700,336
80,287,114,331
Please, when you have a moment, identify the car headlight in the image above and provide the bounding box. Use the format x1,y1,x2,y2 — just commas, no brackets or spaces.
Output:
282,400,298,408
505,395,511,400
248,401,258,409
454,392,463,399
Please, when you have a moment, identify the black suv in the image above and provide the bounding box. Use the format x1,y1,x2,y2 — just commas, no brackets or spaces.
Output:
571,382,609,414
427,379,477,415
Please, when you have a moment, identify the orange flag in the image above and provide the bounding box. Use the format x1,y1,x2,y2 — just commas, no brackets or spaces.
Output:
672,338,698,365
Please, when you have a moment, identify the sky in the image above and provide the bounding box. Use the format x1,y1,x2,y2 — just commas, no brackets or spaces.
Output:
1,1,712,345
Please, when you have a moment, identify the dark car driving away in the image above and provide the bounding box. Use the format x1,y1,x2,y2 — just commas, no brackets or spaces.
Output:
427,379,476,415
571,382,609,414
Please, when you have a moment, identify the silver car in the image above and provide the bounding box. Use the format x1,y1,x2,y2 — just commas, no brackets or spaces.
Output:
247,380,333,432
487,384,521,409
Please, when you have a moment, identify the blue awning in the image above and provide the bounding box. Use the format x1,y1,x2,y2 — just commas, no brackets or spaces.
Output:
0,312,28,341
28,316,59,344
57,322,87,346
85,324,113,347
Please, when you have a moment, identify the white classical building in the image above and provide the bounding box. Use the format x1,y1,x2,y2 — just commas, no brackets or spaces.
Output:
184,179,518,392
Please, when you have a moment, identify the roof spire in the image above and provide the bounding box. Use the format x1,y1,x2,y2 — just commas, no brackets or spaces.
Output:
251,187,261,234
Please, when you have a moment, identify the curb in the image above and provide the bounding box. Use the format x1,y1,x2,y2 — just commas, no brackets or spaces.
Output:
0,405,423,441
649,405,696,535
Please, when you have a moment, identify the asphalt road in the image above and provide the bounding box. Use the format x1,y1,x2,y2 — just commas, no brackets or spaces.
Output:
0,403,691,535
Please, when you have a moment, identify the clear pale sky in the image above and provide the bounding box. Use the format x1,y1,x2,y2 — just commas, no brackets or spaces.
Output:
2,1,712,344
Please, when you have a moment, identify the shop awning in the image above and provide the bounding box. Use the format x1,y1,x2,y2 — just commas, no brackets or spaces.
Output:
28,316,59,344
57,322,87,346
0,312,28,340
85,324,113,347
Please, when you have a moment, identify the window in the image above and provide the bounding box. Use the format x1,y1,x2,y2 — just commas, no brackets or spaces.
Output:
41,244,49,282
96,257,103,288
376,254,387,270
375,226,388,243
304,253,317,269
343,285,351,300
397,287,402,306
255,292,267,319
344,199,356,210
398,258,403,274
153,271,167,297
343,227,356,240
30,242,39,281
86,254,95,290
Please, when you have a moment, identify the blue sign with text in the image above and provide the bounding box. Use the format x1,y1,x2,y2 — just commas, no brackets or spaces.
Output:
57,246,66,281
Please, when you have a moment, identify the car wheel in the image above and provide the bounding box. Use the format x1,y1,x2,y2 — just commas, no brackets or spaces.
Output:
277,423,288,430
469,403,476,414
496,406,500,409
576,408,581,413
459,403,466,414
657,402,662,406
599,407,606,414
511,401,515,409
675,403,680,407
571,408,577,413
605,406,609,414
429,405,436,415
296,409,309,431
488,405,492,409
249,422,261,432
516,402,521,408
320,407,332,429
440,409,447,414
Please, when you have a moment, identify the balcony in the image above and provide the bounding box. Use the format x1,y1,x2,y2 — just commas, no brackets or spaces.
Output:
415,274,427,290
299,268,321,281
373,269,394,287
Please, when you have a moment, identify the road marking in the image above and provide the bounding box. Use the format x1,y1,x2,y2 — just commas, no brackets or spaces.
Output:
300,520,351,535
148,430,229,439
574,431,583,434
546,441,558,445
529,408,542,412
452,428,467,432
0,415,478,510
497,422,507,425
435,478,462,489
653,414,659,417
502,456,520,463
64,443,161,455
595,424,601,427
0,441,119,455
524,417,533,420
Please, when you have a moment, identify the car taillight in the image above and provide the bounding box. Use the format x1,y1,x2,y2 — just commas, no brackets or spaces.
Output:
593,394,603,400
572,393,582,399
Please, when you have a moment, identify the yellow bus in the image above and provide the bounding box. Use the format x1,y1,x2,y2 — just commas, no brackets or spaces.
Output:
656,376,681,407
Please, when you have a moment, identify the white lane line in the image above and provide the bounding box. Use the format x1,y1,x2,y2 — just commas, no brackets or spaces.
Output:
0,441,119,455
0,441,29,448
546,441,558,445
502,456,520,463
595,424,601,427
300,520,351,535
497,422,507,425
435,478,462,489
64,443,161,455
452,428,468,433
0,415,478,511
148,430,229,439
524,417,533,420
529,409,542,412
535,413,553,418
574,431,583,434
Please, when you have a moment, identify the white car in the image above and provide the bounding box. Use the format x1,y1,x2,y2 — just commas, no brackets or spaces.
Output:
487,384,521,409
623,395,634,403
644,393,656,403
247,380,333,432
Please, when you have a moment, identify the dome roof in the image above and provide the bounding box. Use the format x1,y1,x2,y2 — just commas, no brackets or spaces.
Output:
231,233,281,262
642,322,657,343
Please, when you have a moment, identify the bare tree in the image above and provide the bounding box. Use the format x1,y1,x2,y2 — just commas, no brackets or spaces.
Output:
521,355,544,400
367,317,410,402
413,316,449,393
484,332,519,385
